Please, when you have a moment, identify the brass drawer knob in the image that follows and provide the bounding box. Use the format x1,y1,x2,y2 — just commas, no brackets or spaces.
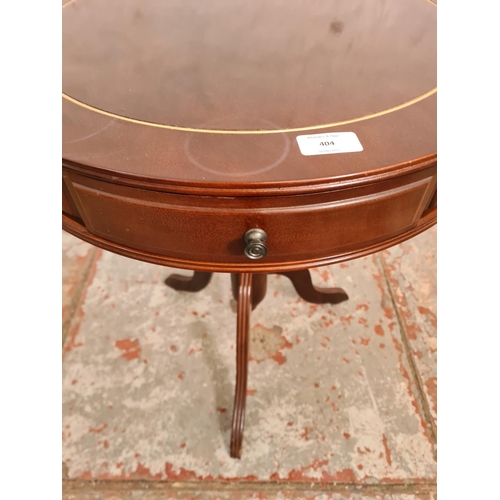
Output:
243,229,268,260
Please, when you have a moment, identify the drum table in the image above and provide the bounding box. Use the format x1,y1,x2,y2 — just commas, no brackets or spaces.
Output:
62,0,437,458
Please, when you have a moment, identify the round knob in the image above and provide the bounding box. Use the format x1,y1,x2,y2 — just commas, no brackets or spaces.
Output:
243,229,268,260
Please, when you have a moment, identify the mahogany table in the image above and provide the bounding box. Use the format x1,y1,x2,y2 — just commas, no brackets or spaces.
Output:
62,0,437,458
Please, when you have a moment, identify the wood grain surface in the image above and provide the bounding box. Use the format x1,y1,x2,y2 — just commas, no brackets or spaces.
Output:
62,0,437,271
62,0,436,189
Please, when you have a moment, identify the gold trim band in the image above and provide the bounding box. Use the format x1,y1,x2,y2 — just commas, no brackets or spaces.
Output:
62,0,78,8
64,0,438,9
63,0,436,134
62,88,437,135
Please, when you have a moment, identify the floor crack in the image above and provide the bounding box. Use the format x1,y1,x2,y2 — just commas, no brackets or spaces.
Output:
63,478,437,495
377,251,437,452
62,245,99,349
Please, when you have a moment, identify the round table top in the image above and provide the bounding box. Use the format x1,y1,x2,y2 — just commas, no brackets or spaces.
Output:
62,0,436,192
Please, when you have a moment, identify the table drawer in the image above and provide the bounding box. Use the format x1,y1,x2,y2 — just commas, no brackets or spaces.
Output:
63,169,436,266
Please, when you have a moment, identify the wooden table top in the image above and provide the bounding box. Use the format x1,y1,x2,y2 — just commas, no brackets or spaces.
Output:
62,0,436,193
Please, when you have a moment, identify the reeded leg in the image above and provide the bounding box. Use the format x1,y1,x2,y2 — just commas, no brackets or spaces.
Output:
165,271,213,292
163,268,348,459
231,273,267,310
230,273,252,459
279,269,348,304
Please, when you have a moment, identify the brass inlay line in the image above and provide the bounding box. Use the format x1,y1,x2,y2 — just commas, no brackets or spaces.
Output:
62,0,78,8
63,0,438,8
62,88,437,135
63,0,436,134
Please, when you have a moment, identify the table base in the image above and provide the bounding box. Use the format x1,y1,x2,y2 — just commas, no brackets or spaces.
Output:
165,269,349,458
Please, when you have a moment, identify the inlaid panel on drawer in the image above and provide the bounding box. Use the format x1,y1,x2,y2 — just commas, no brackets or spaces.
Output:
62,169,436,265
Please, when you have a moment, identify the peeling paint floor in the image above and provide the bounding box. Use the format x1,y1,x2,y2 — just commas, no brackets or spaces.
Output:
62,227,436,500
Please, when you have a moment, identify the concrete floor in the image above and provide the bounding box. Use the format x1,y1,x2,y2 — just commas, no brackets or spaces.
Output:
62,227,437,500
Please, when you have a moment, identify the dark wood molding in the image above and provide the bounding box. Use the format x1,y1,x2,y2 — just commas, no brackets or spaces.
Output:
164,272,213,293
230,274,252,459
63,210,435,274
61,156,437,198
279,271,348,304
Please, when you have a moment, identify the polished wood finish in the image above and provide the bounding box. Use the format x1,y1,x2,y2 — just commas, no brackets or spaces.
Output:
62,0,437,458
165,272,212,293
164,268,348,456
165,268,348,455
230,274,252,459
165,269,347,307
231,274,267,311
62,167,436,272
165,270,348,309
279,271,349,305
63,0,435,135
62,0,437,275
62,178,81,219
63,0,436,188
63,209,436,274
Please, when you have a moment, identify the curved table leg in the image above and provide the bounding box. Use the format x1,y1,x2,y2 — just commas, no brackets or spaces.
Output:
230,273,252,459
165,272,213,292
278,270,348,304
231,273,267,310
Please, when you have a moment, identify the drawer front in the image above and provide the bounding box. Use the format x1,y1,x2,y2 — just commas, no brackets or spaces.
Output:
63,170,436,265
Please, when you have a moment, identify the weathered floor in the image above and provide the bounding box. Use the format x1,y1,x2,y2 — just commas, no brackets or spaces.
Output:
62,226,437,500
